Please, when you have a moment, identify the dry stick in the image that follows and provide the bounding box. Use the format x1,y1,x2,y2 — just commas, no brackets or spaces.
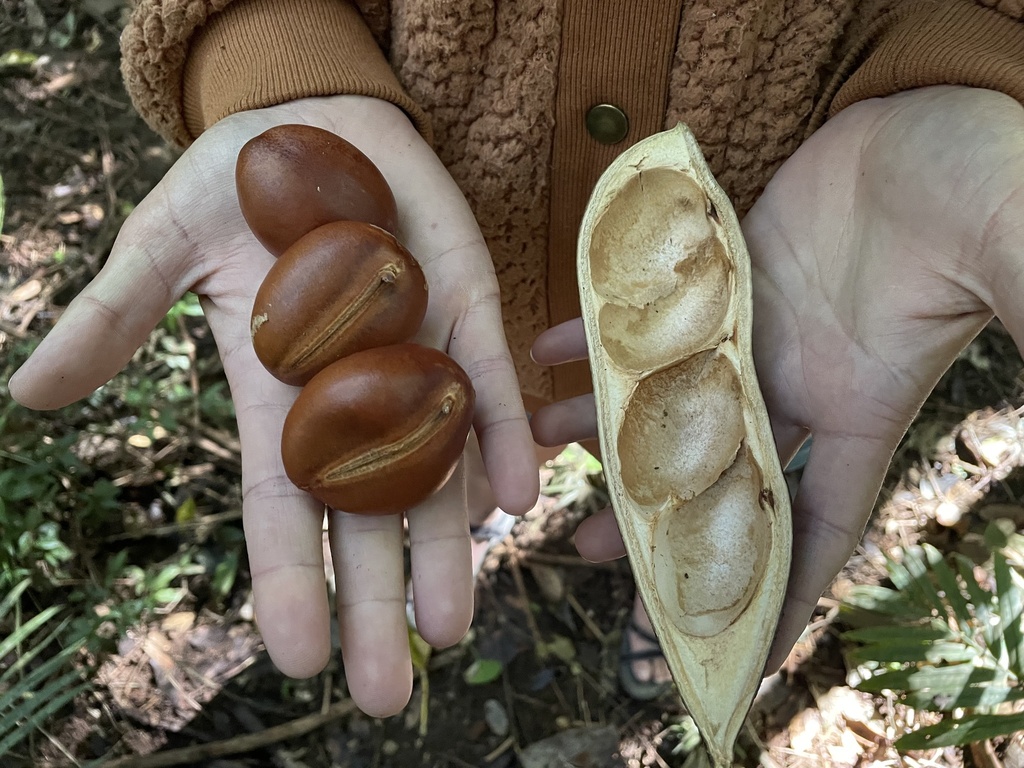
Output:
101,698,357,768
566,592,607,643
520,551,620,570
507,550,546,654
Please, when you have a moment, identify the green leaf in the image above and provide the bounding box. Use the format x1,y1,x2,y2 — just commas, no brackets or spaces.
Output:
0,617,73,684
843,624,950,644
902,683,1024,712
175,497,197,524
151,587,182,604
540,635,577,664
0,577,30,622
0,639,86,723
923,545,973,632
211,550,239,601
463,659,503,685
994,552,1024,676
0,605,61,662
903,546,947,620
954,555,999,652
408,626,432,673
0,679,90,758
856,664,1005,694
0,50,38,69
841,585,918,616
846,641,975,665
895,712,1024,750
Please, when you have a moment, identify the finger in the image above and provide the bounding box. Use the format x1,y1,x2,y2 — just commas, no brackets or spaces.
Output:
765,432,893,672
9,201,207,409
530,394,599,447
448,294,539,515
202,293,333,679
329,509,412,717
396,182,538,517
531,318,589,366
407,460,474,647
574,506,627,562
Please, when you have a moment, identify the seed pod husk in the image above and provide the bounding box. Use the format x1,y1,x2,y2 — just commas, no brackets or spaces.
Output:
577,124,792,768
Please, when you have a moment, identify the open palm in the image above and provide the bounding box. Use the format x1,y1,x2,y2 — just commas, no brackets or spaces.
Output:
10,94,539,716
532,85,1024,671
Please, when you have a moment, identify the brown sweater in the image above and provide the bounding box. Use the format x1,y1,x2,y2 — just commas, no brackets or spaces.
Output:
120,0,1024,407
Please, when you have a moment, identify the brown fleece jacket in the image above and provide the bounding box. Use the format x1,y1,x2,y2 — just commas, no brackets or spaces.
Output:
120,0,1024,406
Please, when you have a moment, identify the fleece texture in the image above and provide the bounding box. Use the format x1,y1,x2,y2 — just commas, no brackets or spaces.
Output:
121,0,1024,404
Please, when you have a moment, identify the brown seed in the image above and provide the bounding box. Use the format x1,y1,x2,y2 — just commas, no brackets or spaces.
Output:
236,124,398,256
251,221,428,386
281,344,475,514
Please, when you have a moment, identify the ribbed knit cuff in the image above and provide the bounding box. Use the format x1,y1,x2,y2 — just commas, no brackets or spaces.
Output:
831,0,1024,116
183,0,430,141
120,0,429,148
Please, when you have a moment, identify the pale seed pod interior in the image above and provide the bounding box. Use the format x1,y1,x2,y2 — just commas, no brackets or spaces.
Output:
577,123,792,768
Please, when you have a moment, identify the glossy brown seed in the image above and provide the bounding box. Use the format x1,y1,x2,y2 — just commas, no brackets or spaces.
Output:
236,124,398,256
281,344,475,514
251,221,428,386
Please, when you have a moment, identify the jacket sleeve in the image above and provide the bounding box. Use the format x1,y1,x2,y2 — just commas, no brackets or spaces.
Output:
819,0,1024,124
120,0,430,148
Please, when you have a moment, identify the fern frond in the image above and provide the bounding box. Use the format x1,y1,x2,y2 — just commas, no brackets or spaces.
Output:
895,712,1024,750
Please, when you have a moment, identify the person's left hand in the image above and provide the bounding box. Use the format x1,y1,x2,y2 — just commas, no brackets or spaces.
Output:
530,85,1024,671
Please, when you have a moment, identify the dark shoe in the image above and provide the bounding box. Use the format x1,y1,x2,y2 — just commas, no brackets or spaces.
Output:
618,617,673,702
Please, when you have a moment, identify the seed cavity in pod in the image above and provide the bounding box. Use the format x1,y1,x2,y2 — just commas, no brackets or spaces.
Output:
597,237,733,372
617,351,745,507
589,168,717,307
652,446,771,638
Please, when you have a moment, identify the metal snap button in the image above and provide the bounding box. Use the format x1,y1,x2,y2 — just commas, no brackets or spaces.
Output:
586,104,629,145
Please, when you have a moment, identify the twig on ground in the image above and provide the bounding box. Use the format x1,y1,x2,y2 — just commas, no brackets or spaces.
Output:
520,551,620,570
566,592,607,643
99,698,356,768
102,508,243,542
482,735,514,763
507,550,546,654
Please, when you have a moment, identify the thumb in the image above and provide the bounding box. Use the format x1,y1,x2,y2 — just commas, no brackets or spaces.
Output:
9,201,206,409
766,429,895,671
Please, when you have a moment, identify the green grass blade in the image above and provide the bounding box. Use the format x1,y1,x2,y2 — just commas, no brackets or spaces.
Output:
895,712,1024,750
0,666,87,731
846,641,976,665
0,577,31,623
0,170,5,233
0,678,90,758
0,605,62,661
0,639,87,727
0,617,72,684
856,664,1004,694
923,544,973,631
994,553,1024,676
902,683,1024,712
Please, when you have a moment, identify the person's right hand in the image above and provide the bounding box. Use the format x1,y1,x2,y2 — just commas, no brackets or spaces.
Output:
9,94,539,717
